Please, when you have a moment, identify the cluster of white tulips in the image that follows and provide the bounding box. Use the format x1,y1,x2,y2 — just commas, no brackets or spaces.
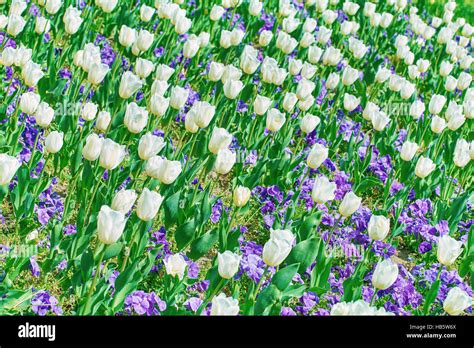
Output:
0,0,472,317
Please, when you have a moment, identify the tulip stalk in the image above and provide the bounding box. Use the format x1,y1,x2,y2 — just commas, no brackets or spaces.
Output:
81,246,105,315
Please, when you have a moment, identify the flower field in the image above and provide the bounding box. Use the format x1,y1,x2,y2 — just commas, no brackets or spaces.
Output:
0,0,472,317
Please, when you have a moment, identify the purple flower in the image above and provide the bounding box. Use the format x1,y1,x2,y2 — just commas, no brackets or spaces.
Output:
31,291,63,316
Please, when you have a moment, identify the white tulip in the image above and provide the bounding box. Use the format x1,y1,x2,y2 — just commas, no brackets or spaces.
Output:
343,93,360,112
368,215,390,240
136,188,164,221
218,251,241,279
253,95,272,116
97,205,126,244
266,108,286,132
124,102,148,134
96,111,111,132
81,102,98,122
443,287,472,315
415,156,436,179
20,92,40,115
63,6,83,35
164,254,187,279
138,133,165,161
223,79,243,99
119,71,143,99
45,131,64,154
300,113,320,134
339,191,362,217
210,293,239,315
233,186,251,207
34,102,54,128
311,176,336,204
99,139,126,170
453,139,470,168
307,143,328,169
170,86,189,109
82,133,103,161
372,259,399,290
0,154,21,186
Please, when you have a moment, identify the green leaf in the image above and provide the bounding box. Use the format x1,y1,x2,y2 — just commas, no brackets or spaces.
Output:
188,229,218,260
423,279,441,315
254,284,281,315
272,263,299,291
104,242,123,260
175,218,196,250
285,237,320,273
163,191,181,227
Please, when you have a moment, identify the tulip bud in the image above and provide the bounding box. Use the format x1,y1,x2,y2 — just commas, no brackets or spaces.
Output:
97,205,126,244
164,254,187,279
262,233,294,267
99,138,126,170
431,115,446,134
457,72,472,91
300,113,320,134
146,156,182,184
96,111,111,132
119,25,136,47
82,102,98,121
124,102,148,134
311,176,336,204
266,108,286,132
134,58,154,79
259,30,273,46
233,186,251,207
45,0,62,15
136,188,164,221
221,65,242,83
7,14,26,36
21,61,44,87
192,101,216,128
63,6,83,35
437,234,463,266
303,17,317,32
20,92,40,115
322,9,337,24
249,0,262,16
209,127,232,154
138,132,165,160
296,79,315,101
276,31,298,54
289,59,303,75
217,251,241,279
35,16,51,34
362,102,379,121
208,61,225,81
371,111,390,131
82,133,103,161
119,71,143,99
198,32,210,48
140,4,155,21
170,86,189,109
223,79,244,99
400,141,419,161
253,95,272,116
210,293,240,316
428,94,447,115
317,26,332,44
34,102,55,128
326,72,340,90
439,60,453,77
342,66,359,86
339,191,362,217
183,36,200,59
0,47,17,66
415,156,436,179
453,139,470,168
45,131,64,154
136,29,154,51
112,189,137,215
443,287,471,315
214,148,236,175
282,92,298,112
409,100,425,119
343,93,360,112
149,94,170,117
368,215,390,241
447,113,465,131
375,67,391,83
0,154,21,186
372,259,399,290
307,143,328,169
210,5,225,21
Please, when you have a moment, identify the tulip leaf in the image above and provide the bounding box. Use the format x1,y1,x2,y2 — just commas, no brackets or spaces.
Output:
423,279,441,315
254,284,281,316
286,237,320,273
163,191,181,227
272,263,300,291
175,218,196,251
104,242,123,260
188,229,218,260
